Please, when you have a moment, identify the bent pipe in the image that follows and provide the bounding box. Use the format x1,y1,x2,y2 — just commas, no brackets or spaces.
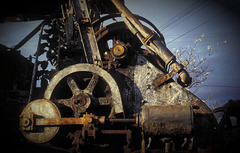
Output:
111,0,191,87
151,36,192,87
92,13,166,45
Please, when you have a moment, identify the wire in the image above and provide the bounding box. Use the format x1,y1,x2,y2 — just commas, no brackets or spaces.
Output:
167,6,234,44
163,1,209,33
165,32,240,37
159,0,208,32
159,0,202,30
202,85,240,88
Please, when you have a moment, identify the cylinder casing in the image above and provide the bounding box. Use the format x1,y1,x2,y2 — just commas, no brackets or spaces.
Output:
140,105,193,136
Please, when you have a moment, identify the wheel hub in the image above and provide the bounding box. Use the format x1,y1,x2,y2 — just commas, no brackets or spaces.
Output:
72,92,91,108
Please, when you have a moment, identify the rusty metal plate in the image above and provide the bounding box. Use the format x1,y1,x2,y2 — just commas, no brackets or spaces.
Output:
20,99,60,143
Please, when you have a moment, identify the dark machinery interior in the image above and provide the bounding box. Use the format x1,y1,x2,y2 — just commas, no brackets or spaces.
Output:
1,0,223,153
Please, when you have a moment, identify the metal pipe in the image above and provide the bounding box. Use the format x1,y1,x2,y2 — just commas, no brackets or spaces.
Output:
111,0,173,61
28,21,46,103
149,35,176,65
111,0,173,63
12,21,44,51
111,0,150,38
101,130,129,135
108,118,136,123
111,0,192,87
36,117,84,126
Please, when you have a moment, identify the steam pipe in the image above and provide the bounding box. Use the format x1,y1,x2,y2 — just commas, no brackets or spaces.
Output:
111,0,192,87
111,0,149,38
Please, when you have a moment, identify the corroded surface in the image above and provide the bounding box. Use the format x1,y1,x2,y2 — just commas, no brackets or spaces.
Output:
116,54,212,114
141,105,193,135
16,0,221,152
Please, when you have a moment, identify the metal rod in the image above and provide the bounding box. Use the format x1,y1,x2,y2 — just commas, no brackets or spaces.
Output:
101,130,129,135
74,0,102,66
12,21,44,51
36,117,84,126
28,21,46,103
111,0,150,38
108,118,136,123
35,118,135,126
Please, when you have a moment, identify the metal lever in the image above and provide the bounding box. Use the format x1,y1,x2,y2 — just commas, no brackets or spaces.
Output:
20,113,105,131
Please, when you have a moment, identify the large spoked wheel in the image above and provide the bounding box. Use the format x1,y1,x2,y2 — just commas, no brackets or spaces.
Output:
44,64,123,118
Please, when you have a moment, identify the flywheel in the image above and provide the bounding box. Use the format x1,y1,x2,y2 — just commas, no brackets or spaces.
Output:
43,63,123,118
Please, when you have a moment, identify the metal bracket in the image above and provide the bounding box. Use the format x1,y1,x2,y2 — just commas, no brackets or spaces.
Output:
153,69,178,87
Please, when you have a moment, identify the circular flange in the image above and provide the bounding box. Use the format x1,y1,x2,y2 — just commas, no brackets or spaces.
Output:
20,99,61,143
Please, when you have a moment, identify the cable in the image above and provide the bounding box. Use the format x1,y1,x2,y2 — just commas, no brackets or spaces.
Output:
159,0,208,32
159,0,202,30
165,32,240,37
163,1,209,33
202,85,240,88
167,6,234,44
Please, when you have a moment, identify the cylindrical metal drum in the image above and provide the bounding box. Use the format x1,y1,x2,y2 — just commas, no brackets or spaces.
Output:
140,105,193,136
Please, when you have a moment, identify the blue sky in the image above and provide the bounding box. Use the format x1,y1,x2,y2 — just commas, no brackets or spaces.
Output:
0,0,240,108
0,20,41,57
126,0,240,108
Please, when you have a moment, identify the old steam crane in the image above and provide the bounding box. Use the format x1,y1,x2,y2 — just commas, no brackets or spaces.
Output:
19,0,221,152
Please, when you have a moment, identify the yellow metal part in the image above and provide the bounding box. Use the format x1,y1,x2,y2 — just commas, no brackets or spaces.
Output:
19,99,61,143
35,113,105,126
19,99,106,144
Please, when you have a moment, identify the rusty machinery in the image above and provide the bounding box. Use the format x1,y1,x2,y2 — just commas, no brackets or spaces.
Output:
19,0,221,153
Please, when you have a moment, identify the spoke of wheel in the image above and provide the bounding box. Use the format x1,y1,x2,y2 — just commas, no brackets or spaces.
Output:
67,77,81,95
84,74,99,95
54,98,72,108
98,95,112,105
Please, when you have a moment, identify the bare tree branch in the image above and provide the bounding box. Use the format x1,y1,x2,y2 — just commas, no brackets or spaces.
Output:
172,34,227,93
